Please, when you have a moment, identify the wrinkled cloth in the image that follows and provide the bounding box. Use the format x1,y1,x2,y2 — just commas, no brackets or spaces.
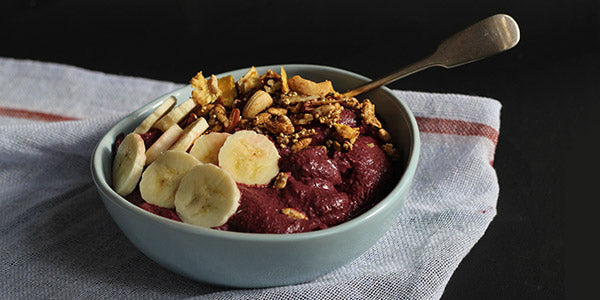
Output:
0,57,501,300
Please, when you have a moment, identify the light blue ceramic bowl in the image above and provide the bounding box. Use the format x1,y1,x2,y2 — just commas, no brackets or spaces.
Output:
91,64,420,288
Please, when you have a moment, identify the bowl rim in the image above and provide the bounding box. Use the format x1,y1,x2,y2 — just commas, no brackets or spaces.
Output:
91,63,420,242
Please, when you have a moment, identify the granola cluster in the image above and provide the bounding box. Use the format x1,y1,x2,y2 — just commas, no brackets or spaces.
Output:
184,66,401,158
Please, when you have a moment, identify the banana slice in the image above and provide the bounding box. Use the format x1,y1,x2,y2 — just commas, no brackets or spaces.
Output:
189,132,231,165
139,150,200,208
169,117,209,152
145,124,183,165
218,130,280,185
174,163,241,228
153,98,196,131
133,96,177,134
112,132,146,196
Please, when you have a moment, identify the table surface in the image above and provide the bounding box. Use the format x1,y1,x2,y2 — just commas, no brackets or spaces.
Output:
2,0,581,298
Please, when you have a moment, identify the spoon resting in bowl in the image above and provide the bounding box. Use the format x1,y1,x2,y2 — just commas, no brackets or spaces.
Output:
343,14,520,98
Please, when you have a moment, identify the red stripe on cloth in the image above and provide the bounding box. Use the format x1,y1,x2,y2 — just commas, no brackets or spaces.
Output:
0,107,79,122
415,116,499,146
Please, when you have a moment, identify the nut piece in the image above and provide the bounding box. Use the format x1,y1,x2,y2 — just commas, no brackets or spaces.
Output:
216,106,230,126
264,115,294,135
238,118,252,129
288,75,334,97
382,143,402,160
207,75,221,96
332,123,360,144
273,172,290,189
224,108,241,132
312,103,343,125
377,128,392,142
206,104,228,132
327,123,360,152
237,66,261,95
267,107,287,116
259,69,281,82
191,72,219,106
280,66,290,93
281,208,308,220
291,137,312,153
290,113,314,125
360,99,382,128
254,112,271,126
260,69,282,94
193,103,214,118
280,94,319,105
326,139,342,151
339,97,361,109
242,90,273,119
290,103,304,113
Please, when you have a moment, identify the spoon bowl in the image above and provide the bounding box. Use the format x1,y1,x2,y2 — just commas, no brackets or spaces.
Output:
344,14,520,97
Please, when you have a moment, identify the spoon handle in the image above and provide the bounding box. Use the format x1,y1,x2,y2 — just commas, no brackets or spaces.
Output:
343,14,520,98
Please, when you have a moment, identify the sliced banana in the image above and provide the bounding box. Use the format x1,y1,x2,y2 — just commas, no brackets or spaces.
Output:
174,164,241,228
152,98,196,132
139,150,200,208
218,130,280,185
169,117,209,152
189,132,231,165
134,96,177,134
112,133,146,196
145,124,183,165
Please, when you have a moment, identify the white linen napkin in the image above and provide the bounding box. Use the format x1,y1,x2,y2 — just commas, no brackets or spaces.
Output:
0,57,500,300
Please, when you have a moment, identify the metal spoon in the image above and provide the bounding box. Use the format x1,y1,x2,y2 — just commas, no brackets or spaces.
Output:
343,14,520,98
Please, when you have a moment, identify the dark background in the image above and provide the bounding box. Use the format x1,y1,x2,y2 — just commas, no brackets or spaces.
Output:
2,0,585,298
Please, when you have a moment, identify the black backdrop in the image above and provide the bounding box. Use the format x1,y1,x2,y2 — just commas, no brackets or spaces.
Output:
2,0,586,298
